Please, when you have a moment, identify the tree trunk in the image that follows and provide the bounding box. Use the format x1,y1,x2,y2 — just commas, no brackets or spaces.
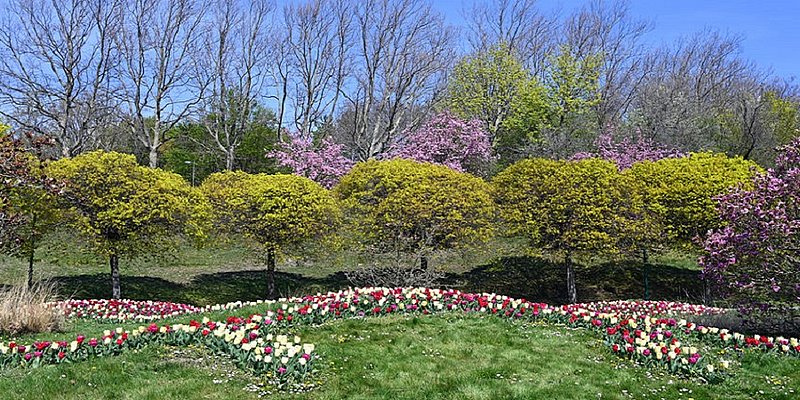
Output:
225,150,235,171
642,248,650,301
266,247,276,300
26,213,37,289
148,145,159,168
110,253,121,299
27,246,35,290
565,252,577,304
420,255,428,271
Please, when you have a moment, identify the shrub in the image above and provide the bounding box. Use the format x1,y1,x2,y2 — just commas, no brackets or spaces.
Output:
201,172,339,299
0,282,64,335
335,159,495,271
625,153,759,244
47,151,210,299
493,158,624,303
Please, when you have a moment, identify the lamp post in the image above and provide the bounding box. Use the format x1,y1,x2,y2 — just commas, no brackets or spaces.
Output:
184,160,195,186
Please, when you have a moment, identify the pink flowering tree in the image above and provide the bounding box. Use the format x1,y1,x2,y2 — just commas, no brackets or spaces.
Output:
573,130,682,170
388,111,492,174
700,138,800,333
269,133,354,189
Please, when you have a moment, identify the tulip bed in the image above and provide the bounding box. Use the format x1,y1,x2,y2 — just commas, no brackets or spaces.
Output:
55,299,205,321
7,287,800,390
1,312,318,388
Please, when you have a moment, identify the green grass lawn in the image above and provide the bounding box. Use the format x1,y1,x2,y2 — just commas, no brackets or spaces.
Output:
0,314,798,399
4,234,768,399
0,233,707,306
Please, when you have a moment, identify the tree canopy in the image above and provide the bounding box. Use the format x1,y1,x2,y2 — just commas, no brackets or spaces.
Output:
47,151,209,298
335,159,496,269
493,158,623,303
201,171,339,298
625,153,760,243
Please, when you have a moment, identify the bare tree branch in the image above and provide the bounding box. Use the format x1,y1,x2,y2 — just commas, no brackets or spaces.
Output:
198,0,273,170
465,0,558,77
0,0,120,158
113,0,207,168
336,0,455,161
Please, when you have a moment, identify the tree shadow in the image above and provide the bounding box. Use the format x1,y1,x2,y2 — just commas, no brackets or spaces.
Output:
43,257,705,307
443,256,705,305
48,270,351,306
183,270,350,305
51,274,192,303
443,257,564,303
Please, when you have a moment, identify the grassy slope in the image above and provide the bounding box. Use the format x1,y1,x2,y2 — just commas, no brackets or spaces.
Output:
5,235,782,399
0,234,706,306
0,315,798,400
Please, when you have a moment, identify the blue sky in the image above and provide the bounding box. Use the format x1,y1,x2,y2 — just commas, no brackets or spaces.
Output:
433,0,800,79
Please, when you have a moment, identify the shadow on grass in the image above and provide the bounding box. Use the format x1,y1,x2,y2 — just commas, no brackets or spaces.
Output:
443,257,705,305
43,257,705,306
49,270,351,306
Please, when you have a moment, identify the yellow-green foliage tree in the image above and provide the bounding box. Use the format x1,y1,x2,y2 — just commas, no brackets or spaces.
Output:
201,172,339,299
493,158,623,303
625,153,760,244
334,159,496,270
4,156,60,289
615,173,672,300
47,151,209,299
1,133,61,288
545,45,602,130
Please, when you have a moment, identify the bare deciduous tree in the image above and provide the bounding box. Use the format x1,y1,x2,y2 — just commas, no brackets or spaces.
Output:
199,0,273,170
717,78,799,164
114,0,206,168
631,30,753,152
0,0,119,158
274,0,351,138
465,0,557,77
338,0,455,161
563,0,652,128
2,0,794,171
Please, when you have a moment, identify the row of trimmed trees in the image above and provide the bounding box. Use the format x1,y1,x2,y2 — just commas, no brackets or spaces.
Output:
494,154,757,303
2,138,758,301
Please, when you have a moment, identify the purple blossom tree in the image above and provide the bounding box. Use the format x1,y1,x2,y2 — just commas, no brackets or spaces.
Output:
573,129,682,170
387,111,492,173
269,133,354,189
700,138,800,333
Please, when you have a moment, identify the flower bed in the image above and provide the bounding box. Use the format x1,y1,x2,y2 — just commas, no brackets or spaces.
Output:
8,288,800,386
567,299,727,316
0,313,317,388
54,299,204,321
